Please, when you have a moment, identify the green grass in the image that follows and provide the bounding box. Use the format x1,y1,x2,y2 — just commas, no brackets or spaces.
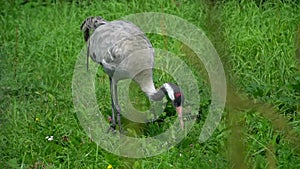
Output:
1,0,300,168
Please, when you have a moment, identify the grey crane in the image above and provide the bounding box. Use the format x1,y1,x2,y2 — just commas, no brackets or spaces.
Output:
80,16,184,133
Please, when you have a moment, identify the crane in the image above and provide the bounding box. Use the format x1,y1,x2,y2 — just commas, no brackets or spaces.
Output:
80,16,184,133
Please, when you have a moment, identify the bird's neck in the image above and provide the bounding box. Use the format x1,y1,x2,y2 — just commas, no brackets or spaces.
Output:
149,86,167,101
141,82,167,101
133,71,169,101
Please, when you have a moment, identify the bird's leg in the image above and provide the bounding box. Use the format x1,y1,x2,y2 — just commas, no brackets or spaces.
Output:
113,81,122,133
108,78,122,133
107,77,116,133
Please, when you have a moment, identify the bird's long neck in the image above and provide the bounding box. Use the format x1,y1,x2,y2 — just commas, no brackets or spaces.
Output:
149,86,167,101
140,81,167,101
133,70,169,101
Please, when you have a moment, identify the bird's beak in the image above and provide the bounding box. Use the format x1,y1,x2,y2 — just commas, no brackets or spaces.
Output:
176,106,184,129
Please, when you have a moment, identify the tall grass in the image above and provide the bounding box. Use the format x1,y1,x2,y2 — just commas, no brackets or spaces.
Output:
1,0,299,168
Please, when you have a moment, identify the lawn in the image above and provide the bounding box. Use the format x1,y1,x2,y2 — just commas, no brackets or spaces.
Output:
1,0,300,168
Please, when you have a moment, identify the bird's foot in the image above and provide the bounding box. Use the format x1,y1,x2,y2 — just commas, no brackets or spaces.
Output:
106,125,129,135
106,124,117,134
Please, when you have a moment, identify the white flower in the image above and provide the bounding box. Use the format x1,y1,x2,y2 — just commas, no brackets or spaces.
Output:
45,136,54,141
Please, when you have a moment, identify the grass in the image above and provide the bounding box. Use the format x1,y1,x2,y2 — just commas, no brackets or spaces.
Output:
1,0,300,168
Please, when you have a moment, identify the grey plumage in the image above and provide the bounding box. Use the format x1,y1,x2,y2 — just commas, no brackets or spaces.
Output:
80,16,106,42
80,16,184,132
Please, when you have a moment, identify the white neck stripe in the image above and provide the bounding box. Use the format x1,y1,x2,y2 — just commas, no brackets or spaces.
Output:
163,83,175,100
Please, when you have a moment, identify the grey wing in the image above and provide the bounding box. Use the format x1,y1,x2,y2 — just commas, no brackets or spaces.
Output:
88,20,155,77
108,34,155,80
87,25,117,76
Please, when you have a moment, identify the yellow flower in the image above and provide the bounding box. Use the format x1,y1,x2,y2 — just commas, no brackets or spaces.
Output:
35,117,40,122
107,164,113,169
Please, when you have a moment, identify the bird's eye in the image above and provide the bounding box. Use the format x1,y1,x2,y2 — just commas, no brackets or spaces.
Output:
173,92,183,107
173,96,182,107
173,101,179,107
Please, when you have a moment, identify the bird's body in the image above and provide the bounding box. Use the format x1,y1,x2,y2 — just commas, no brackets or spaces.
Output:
88,21,156,96
89,21,152,75
80,16,184,132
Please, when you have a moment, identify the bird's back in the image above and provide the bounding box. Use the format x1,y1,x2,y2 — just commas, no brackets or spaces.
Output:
88,20,155,79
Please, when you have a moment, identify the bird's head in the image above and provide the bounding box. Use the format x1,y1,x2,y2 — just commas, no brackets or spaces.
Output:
80,16,106,42
163,83,185,129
